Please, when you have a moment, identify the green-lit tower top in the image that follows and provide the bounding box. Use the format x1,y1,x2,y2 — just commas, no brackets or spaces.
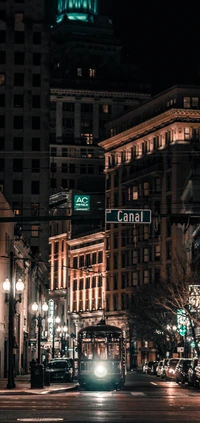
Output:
57,0,98,23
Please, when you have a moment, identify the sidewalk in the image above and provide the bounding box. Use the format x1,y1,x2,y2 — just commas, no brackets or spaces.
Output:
0,374,79,395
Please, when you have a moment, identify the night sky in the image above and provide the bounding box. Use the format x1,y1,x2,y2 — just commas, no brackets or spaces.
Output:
109,1,200,94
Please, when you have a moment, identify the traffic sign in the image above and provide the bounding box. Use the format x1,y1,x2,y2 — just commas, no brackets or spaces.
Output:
105,209,151,224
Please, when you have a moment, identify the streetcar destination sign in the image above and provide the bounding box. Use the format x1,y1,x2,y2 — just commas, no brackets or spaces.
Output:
105,209,151,224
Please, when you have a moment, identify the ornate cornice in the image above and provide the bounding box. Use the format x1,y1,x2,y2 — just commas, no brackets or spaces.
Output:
50,87,149,101
100,109,200,152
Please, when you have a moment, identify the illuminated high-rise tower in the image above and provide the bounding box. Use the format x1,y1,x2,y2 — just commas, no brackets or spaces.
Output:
57,0,98,23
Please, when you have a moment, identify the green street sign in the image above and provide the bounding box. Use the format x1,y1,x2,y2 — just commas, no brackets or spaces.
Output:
178,324,187,336
105,209,151,224
74,195,90,211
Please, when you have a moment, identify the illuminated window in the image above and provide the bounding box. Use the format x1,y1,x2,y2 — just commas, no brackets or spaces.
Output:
101,104,109,113
155,245,161,260
132,250,137,265
81,133,93,144
77,68,82,76
143,248,149,263
132,186,138,200
89,68,96,78
144,270,149,284
183,97,190,108
144,182,149,196
13,202,22,215
184,127,190,140
143,225,149,240
192,97,198,108
31,225,39,238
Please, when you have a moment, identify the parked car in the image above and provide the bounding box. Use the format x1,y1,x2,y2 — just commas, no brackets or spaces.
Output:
193,362,200,388
149,361,158,375
46,358,74,383
160,358,169,379
143,361,157,374
188,357,198,386
161,358,179,380
174,358,192,384
156,360,164,377
142,362,148,373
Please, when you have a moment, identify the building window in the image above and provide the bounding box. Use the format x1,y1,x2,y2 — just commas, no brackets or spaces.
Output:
31,225,39,238
183,97,190,108
113,275,118,290
92,276,96,288
33,53,41,66
13,180,23,194
79,255,84,267
81,133,93,145
86,277,90,289
32,159,40,173
13,202,22,215
31,181,40,194
73,279,77,291
143,248,149,262
80,278,84,290
132,272,138,286
33,31,41,44
0,73,5,85
184,127,190,140
32,74,40,87
192,97,199,108
144,270,149,284
132,250,137,264
113,294,118,311
14,52,24,65
31,203,39,216
32,95,40,108
14,116,23,129
92,252,96,264
77,68,82,76
14,94,23,108
51,162,57,172
133,186,138,200
89,68,96,78
61,163,68,173
98,251,103,263
81,103,93,113
0,115,5,128
32,117,40,130
32,138,40,151
13,158,23,172
14,73,24,86
155,178,161,192
100,104,109,113
144,182,149,196
15,31,24,44
51,147,57,157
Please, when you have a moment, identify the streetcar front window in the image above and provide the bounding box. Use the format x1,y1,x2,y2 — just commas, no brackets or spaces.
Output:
108,343,120,359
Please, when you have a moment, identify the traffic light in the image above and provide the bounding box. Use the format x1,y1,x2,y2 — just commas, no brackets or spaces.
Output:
178,324,187,336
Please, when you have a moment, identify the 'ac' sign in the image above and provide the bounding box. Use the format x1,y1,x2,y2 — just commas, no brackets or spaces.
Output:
74,195,90,211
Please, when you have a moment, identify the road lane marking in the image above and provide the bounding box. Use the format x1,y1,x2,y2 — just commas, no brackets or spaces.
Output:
130,392,146,396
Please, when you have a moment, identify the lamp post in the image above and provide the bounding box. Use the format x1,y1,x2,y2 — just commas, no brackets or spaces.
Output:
2,251,25,389
56,323,68,357
32,301,48,364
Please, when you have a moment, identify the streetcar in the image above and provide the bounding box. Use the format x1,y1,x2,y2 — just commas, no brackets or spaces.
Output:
77,319,126,389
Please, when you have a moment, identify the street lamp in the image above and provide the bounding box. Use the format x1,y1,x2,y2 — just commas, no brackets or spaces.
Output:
32,301,48,364
47,315,61,358
2,252,25,389
56,323,69,357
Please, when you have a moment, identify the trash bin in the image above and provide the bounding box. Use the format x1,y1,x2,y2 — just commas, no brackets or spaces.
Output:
30,363,44,389
44,368,50,386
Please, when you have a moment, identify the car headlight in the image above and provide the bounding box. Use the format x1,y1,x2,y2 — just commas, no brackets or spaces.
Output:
94,364,107,378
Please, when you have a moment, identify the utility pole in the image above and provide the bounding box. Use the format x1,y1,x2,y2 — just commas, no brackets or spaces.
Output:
7,251,15,389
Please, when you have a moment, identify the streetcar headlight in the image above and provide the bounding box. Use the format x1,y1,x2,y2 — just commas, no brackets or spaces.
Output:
94,364,107,378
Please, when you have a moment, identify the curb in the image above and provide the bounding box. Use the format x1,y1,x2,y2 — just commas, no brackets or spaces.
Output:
0,383,79,396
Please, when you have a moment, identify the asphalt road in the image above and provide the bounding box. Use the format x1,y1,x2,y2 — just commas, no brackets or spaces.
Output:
0,371,200,423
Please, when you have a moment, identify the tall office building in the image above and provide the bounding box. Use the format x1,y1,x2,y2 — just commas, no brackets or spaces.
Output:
49,0,150,196
0,0,50,268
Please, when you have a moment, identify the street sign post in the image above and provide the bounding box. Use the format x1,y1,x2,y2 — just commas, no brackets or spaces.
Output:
105,209,151,224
